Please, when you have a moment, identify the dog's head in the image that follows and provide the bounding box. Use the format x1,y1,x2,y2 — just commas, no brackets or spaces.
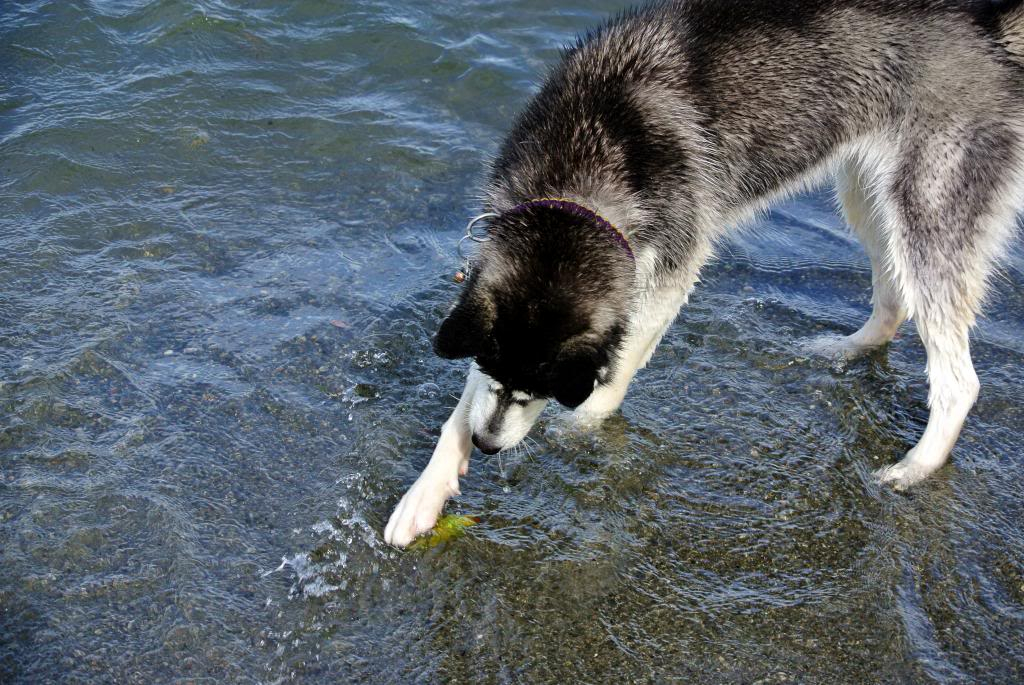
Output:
434,203,634,453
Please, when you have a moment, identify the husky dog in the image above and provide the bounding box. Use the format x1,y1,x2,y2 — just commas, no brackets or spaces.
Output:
384,0,1024,547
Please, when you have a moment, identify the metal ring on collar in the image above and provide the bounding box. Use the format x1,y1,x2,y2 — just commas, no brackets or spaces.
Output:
456,233,474,260
465,212,498,242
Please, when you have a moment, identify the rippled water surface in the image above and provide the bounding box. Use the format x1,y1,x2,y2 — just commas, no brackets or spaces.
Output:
3,1,1024,682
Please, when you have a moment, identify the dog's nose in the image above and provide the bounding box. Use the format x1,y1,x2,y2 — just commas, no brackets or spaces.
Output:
471,433,501,455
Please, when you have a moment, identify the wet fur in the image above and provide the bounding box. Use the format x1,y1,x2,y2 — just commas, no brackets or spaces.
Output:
384,0,1024,546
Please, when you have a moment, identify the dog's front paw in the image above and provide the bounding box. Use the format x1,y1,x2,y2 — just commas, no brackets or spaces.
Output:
384,469,460,547
569,408,610,429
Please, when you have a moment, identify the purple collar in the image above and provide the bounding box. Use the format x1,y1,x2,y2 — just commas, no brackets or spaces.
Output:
508,198,634,262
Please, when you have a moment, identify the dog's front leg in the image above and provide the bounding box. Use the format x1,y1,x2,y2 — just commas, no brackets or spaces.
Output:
572,283,693,426
573,319,675,426
384,366,481,547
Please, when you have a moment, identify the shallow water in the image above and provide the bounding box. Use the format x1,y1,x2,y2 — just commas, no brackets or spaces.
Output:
2,1,1024,682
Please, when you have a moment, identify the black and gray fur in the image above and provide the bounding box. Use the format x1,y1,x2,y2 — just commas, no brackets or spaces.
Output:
385,0,1024,546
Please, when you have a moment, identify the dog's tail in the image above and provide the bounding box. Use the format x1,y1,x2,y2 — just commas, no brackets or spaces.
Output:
992,0,1024,63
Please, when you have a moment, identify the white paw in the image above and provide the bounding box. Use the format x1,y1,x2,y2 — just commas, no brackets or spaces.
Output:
874,458,936,491
570,410,610,429
800,334,862,361
384,469,460,548
544,411,596,439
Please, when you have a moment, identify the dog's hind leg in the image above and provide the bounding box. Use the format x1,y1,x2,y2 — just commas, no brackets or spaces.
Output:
806,160,908,359
874,304,979,489
874,121,1021,489
839,161,908,352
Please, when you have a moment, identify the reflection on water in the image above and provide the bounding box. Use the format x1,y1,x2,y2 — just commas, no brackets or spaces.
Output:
2,1,1023,682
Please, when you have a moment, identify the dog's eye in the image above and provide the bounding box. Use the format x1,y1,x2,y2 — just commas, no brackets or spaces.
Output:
511,391,532,407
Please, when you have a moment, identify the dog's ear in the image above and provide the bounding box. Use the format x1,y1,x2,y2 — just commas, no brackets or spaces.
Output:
433,297,491,359
550,344,600,408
